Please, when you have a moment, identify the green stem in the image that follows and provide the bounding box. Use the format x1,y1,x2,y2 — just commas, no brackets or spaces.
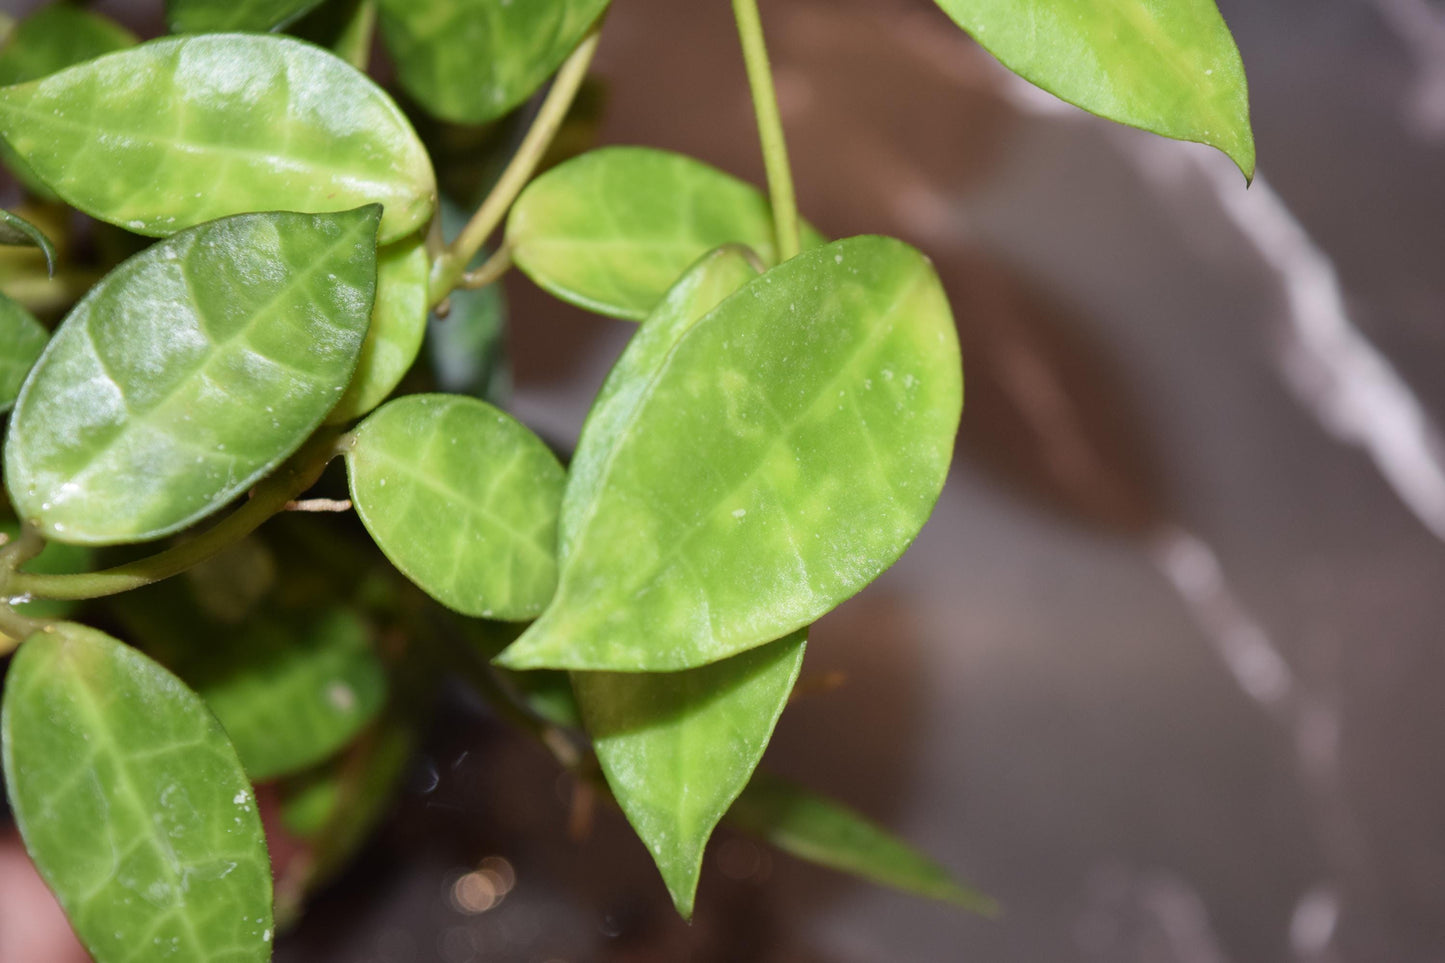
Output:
334,0,377,72
459,244,512,291
428,25,602,307
9,430,343,602
732,0,799,262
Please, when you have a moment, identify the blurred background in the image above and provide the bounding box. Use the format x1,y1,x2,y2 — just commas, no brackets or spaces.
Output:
5,0,1445,960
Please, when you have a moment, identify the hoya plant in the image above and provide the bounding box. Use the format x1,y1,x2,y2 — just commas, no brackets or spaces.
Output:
0,0,1253,957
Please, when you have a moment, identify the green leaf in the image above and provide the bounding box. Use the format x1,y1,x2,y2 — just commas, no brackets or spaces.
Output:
575,630,805,918
933,0,1254,178
730,772,996,913
507,147,826,321
377,0,608,124
0,34,436,244
1,623,274,961
167,0,325,34
497,235,962,671
346,394,566,619
328,233,429,424
0,208,55,275
4,207,381,545
0,291,46,413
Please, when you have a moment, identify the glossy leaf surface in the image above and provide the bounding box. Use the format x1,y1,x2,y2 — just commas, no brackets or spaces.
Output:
5,207,380,545
329,233,429,423
167,0,325,34
498,236,963,671
347,395,565,619
0,209,55,274
1,624,273,961
731,772,996,912
0,34,435,243
377,0,608,124
0,292,46,412
575,631,805,917
507,147,825,320
934,0,1253,177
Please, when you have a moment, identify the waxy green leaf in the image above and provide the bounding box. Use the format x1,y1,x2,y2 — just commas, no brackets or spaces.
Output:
730,772,996,913
167,0,326,34
0,208,55,274
377,0,608,124
0,291,46,412
329,234,429,424
347,394,566,619
933,0,1254,177
575,631,806,917
1,624,274,962
0,34,436,243
498,235,962,671
507,147,825,320
5,207,381,545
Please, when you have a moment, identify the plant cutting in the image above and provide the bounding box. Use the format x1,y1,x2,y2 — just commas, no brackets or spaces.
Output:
0,0,1254,958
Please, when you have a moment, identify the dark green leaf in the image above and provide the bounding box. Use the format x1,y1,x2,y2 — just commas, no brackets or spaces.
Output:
933,0,1254,177
346,394,565,619
377,0,608,124
0,34,435,243
730,772,996,913
167,0,326,34
4,207,381,545
508,147,825,320
0,291,46,412
497,236,962,671
1,623,274,961
0,208,55,274
575,631,805,917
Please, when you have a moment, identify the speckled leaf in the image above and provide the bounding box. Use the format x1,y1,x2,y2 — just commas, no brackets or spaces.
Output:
0,3,136,200
507,147,826,321
0,34,435,243
933,0,1254,177
730,772,996,913
329,233,429,423
497,236,962,671
575,630,805,918
377,0,608,124
346,394,565,619
1,623,274,962
4,207,380,545
0,292,46,412
0,209,55,274
167,0,325,34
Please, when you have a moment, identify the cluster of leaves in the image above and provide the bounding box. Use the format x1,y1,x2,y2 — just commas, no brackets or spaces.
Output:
0,0,1252,959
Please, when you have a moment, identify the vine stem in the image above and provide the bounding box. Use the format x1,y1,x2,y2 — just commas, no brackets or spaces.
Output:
732,0,800,262
7,430,344,602
428,25,602,308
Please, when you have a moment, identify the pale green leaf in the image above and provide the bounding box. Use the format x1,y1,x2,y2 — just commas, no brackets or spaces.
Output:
329,233,429,424
4,207,381,545
730,772,997,913
0,34,436,243
497,235,962,671
933,0,1254,177
507,147,826,320
346,394,565,619
0,208,55,274
167,0,325,34
575,631,806,918
0,291,46,412
377,0,608,124
1,623,274,962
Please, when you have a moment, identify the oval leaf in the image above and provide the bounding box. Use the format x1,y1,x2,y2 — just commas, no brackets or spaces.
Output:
0,291,46,412
0,34,436,244
5,207,381,545
0,208,55,274
497,236,962,671
377,0,608,124
507,147,825,321
933,0,1254,178
167,0,326,34
575,630,806,918
730,772,996,913
1,624,273,962
329,233,429,423
346,394,565,619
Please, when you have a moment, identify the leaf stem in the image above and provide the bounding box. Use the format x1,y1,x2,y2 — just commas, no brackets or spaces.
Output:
459,244,512,290
428,25,602,307
732,0,799,262
9,430,343,602
334,0,378,72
